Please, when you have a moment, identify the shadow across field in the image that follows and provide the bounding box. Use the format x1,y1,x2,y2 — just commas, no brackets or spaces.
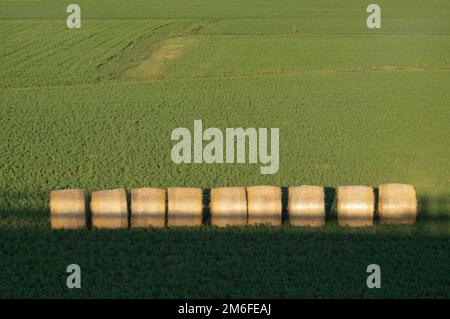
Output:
417,194,450,221
0,226,449,298
0,189,448,298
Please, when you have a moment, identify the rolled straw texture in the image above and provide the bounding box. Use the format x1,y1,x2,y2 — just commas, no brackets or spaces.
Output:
50,189,86,229
378,183,417,225
131,188,166,228
337,186,374,227
210,187,247,227
288,185,325,227
167,187,203,227
91,188,128,229
247,185,282,226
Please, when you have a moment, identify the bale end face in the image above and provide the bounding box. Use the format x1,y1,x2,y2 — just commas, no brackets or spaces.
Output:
379,183,417,225
337,186,374,227
50,189,86,229
210,187,247,227
91,188,128,229
167,187,203,227
131,188,166,228
288,185,325,227
247,185,282,226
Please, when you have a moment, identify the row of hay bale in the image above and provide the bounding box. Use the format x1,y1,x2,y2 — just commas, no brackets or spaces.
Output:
50,184,417,229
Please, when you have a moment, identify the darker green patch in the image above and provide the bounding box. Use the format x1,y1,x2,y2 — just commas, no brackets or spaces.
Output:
0,226,448,298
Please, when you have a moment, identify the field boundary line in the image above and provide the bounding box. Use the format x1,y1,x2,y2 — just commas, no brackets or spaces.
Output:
2,67,449,91
199,32,450,37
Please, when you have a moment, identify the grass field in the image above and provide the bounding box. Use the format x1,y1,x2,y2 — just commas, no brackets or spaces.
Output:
0,0,449,298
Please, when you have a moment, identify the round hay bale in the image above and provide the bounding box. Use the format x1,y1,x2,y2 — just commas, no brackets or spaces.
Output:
91,188,128,229
378,183,417,224
288,185,325,227
131,188,166,228
210,187,247,227
247,185,282,226
167,187,203,227
337,186,374,227
50,189,86,229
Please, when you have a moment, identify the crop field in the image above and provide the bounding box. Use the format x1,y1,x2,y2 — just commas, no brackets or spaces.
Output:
0,0,449,298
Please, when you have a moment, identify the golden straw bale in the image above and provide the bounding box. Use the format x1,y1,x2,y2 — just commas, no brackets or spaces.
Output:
247,185,282,226
50,189,86,229
337,186,374,227
131,188,166,228
288,185,325,227
210,187,247,227
167,188,203,227
379,183,417,225
91,188,128,229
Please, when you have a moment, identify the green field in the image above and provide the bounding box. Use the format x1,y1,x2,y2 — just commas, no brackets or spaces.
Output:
0,0,449,298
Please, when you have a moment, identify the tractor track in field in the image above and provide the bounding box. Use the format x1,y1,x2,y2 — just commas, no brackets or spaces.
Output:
181,65,446,80
200,31,450,37
1,65,449,91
